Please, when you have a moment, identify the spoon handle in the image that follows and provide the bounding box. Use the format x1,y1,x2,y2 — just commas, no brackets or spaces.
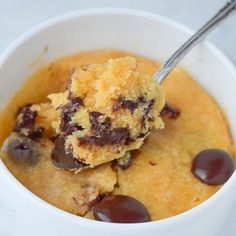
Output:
155,0,236,83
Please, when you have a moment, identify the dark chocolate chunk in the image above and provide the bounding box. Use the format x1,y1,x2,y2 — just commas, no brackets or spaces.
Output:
121,100,139,113
80,112,131,146
27,126,45,139
70,96,83,108
137,96,146,103
160,103,180,119
93,195,151,223
14,105,44,139
14,105,37,132
80,127,131,146
89,112,111,135
60,108,72,134
113,96,147,113
191,149,235,185
109,128,131,145
144,99,154,119
141,99,155,128
51,136,87,170
65,124,83,136
114,98,139,113
60,97,83,135
5,136,39,165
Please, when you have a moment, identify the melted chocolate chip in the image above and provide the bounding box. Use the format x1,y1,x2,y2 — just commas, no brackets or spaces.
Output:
28,126,45,139
113,96,147,113
80,112,131,146
121,100,139,113
160,103,180,119
93,195,151,223
70,96,83,106
80,127,131,146
138,96,147,103
141,99,154,128
65,124,83,136
60,97,83,135
89,112,111,135
13,105,44,139
5,136,39,165
191,149,235,185
113,98,139,113
14,105,37,131
51,136,87,170
109,128,131,145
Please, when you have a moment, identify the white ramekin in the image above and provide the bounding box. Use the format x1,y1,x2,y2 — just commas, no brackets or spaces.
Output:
0,8,236,236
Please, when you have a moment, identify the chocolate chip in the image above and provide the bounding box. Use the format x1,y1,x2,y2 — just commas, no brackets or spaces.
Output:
89,112,111,135
93,195,151,223
90,111,103,120
70,97,83,107
113,96,147,113
191,149,235,185
80,127,131,146
51,136,87,170
60,109,71,134
60,97,83,135
145,99,154,118
80,112,131,146
141,99,155,128
160,103,180,119
28,126,45,139
13,105,44,139
14,105,37,132
113,97,139,113
65,124,83,136
5,136,39,165
109,128,131,145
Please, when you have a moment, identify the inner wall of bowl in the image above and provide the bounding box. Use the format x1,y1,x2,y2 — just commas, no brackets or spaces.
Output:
0,10,236,140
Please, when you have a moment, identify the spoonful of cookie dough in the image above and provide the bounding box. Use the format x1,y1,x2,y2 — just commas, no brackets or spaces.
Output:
48,56,165,171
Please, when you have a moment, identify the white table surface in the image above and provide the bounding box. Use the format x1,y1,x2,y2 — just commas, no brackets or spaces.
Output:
0,0,236,235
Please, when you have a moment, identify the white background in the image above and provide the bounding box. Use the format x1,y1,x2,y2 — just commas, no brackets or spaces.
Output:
0,0,236,235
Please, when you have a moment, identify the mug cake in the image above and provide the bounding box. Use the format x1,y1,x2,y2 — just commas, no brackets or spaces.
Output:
0,49,235,223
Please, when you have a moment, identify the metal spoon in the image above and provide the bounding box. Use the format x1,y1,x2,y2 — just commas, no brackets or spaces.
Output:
155,0,236,83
